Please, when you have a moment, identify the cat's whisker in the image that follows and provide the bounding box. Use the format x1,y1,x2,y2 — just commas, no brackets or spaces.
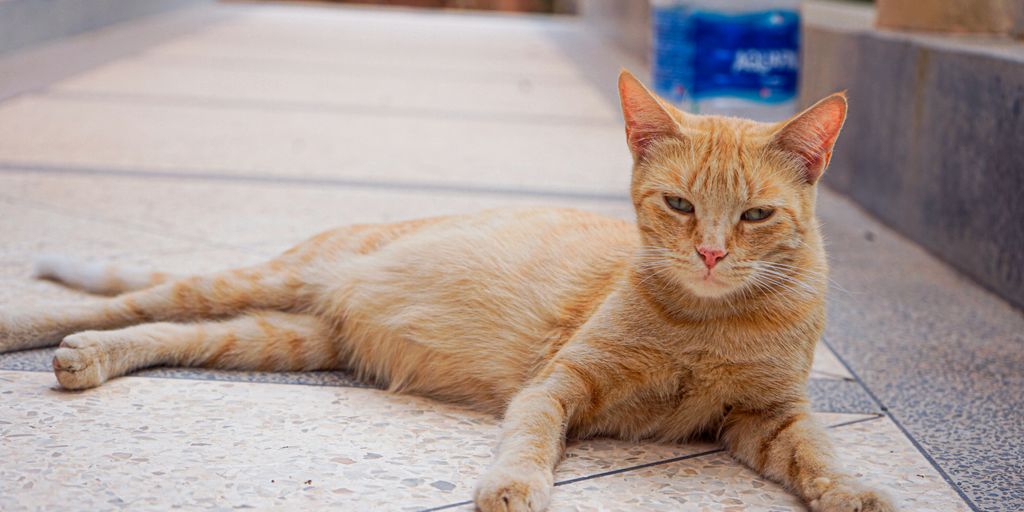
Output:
747,260,824,276
755,268,817,294
747,269,816,299
753,260,852,295
636,265,675,289
744,273,799,305
744,260,825,283
755,263,827,282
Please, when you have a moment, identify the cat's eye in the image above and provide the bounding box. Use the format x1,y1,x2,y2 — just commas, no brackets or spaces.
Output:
741,207,774,222
665,196,694,214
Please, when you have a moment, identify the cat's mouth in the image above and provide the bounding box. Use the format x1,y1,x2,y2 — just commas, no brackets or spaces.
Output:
685,270,735,297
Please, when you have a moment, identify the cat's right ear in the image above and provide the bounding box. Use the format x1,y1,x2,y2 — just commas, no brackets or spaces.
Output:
618,70,682,161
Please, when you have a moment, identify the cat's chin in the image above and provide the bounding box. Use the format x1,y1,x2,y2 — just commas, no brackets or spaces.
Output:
684,276,738,299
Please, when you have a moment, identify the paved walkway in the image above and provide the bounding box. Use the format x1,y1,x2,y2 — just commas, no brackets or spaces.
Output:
0,3,1018,510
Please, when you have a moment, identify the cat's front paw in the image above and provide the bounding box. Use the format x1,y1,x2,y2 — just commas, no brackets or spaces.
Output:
53,333,110,390
473,466,553,512
810,477,896,512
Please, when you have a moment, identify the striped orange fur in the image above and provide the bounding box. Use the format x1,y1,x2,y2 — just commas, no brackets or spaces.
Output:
0,71,891,511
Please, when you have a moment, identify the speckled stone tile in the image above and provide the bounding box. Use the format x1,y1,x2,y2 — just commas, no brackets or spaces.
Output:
810,341,853,381
805,379,879,414
428,414,968,512
0,370,495,511
0,370,712,511
818,188,1024,510
0,370,962,511
538,413,969,512
827,414,972,512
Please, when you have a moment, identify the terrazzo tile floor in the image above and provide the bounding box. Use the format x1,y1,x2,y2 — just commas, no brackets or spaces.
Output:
0,371,962,511
0,2,1017,510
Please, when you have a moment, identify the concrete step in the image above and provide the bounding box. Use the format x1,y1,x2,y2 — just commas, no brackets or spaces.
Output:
801,0,1024,311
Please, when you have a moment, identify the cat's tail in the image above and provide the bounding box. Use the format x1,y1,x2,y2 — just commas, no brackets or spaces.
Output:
33,254,184,295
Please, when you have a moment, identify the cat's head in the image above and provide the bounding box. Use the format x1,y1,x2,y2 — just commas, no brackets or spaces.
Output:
618,70,846,300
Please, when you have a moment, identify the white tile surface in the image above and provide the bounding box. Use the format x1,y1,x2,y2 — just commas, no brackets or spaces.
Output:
0,371,693,511
811,341,854,381
0,371,967,511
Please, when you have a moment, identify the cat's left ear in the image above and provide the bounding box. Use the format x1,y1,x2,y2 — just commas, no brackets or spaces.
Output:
771,93,848,185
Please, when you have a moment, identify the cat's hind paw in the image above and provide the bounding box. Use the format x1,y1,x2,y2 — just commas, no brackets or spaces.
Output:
473,466,553,512
53,333,110,390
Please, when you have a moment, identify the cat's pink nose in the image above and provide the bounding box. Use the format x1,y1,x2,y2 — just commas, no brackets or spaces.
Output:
697,247,727,269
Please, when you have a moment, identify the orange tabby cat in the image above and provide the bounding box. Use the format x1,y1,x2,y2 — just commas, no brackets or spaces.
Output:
0,71,892,511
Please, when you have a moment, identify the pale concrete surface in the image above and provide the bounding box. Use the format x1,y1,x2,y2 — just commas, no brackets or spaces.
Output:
0,95,630,196
0,5,229,103
0,2,1002,511
0,0,211,55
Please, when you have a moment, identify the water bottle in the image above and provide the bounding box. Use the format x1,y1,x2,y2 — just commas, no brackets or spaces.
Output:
651,0,801,121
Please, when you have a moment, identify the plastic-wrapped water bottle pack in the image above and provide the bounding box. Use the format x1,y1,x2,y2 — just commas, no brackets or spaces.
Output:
651,0,801,121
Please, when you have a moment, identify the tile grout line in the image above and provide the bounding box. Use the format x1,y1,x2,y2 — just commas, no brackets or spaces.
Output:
417,414,886,512
0,161,632,202
820,336,981,512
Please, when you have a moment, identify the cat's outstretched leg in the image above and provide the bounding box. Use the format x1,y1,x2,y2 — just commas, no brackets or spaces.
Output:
34,254,185,295
474,363,593,512
53,311,336,389
0,262,307,353
722,404,895,511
